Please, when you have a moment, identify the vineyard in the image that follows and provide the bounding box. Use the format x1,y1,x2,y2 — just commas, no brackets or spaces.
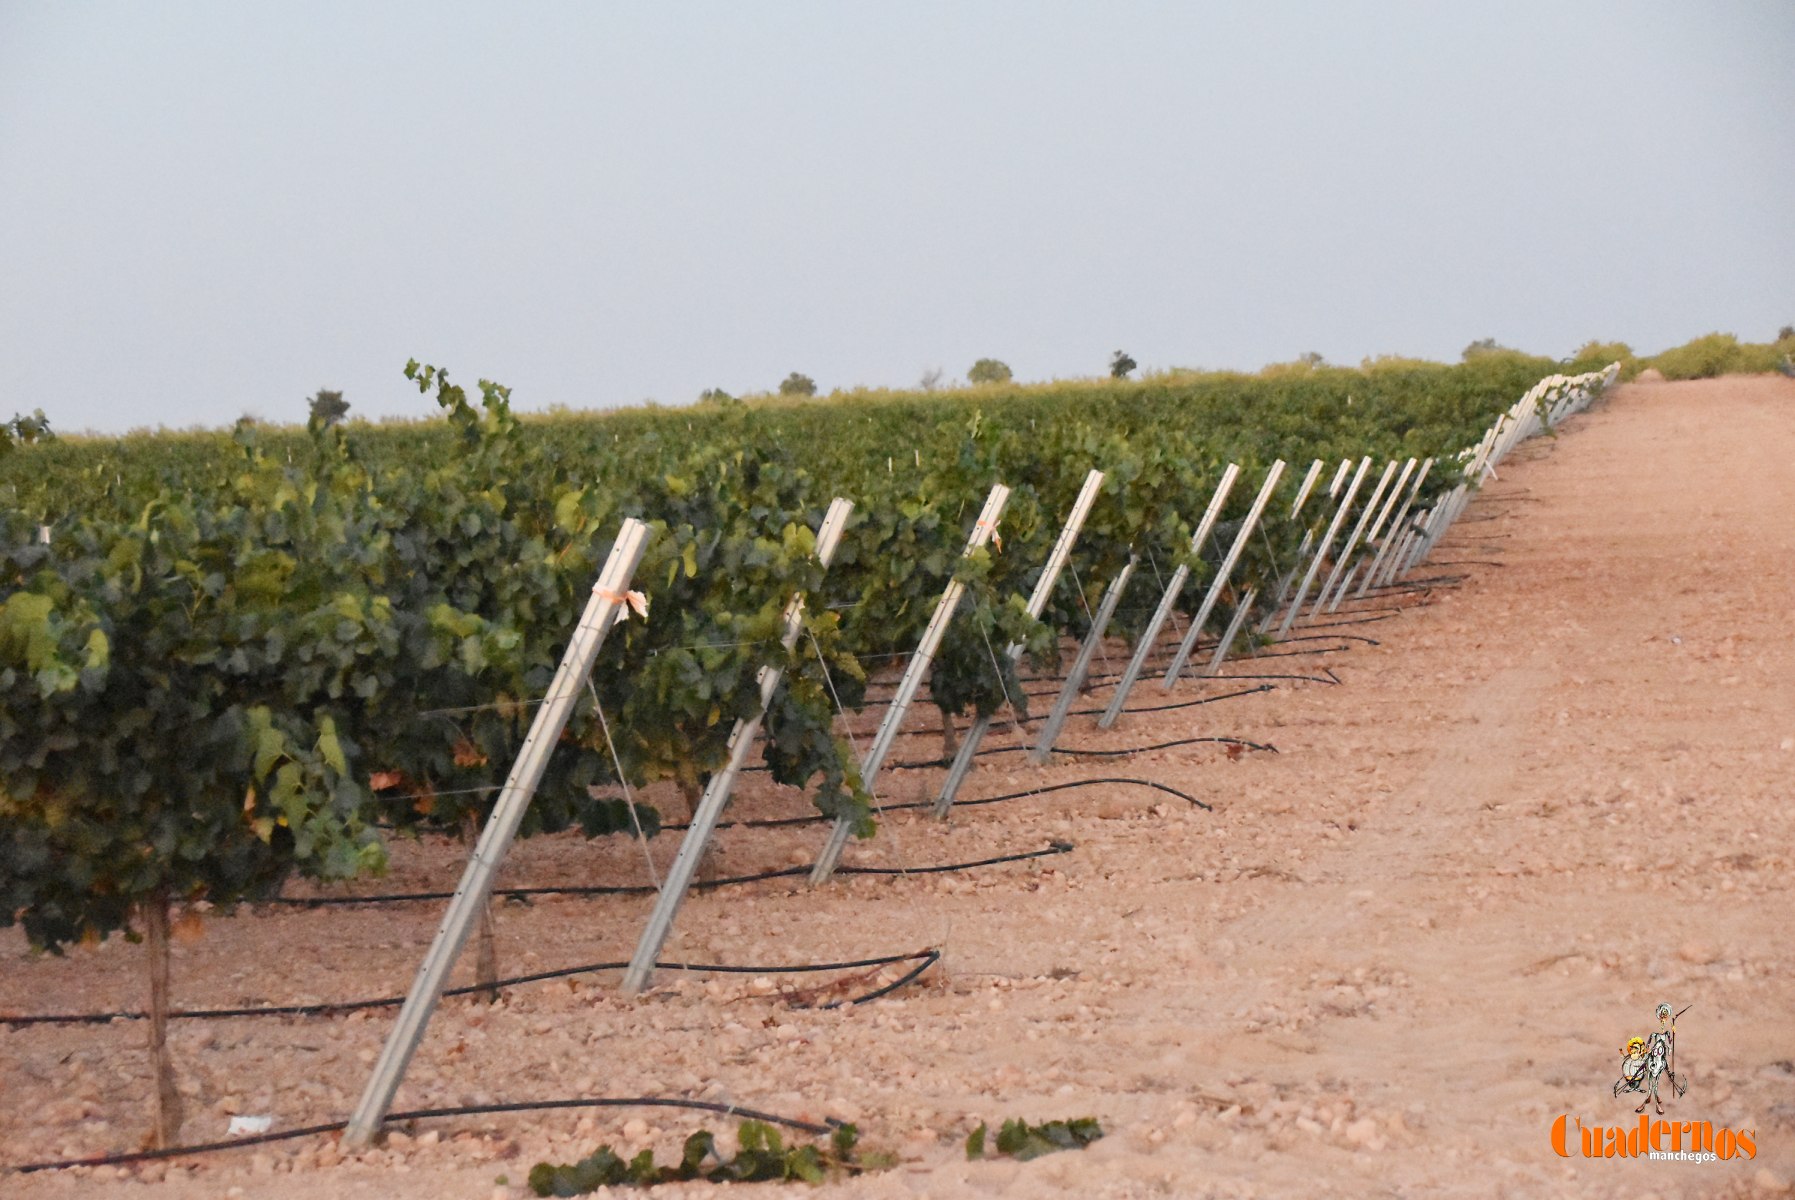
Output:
2,355,1619,1179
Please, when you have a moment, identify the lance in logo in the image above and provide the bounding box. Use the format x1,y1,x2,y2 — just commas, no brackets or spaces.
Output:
1613,1002,1691,1115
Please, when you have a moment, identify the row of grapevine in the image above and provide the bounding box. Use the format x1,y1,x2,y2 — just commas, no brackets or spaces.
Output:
1,355,1608,952
2,355,1614,1149
344,358,1624,1143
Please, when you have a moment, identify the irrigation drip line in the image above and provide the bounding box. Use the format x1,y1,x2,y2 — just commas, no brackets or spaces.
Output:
743,690,1295,771
1047,735,1277,758
862,627,1370,695
1212,667,1342,686
876,682,1276,745
1226,643,1354,662
880,732,1274,772
841,645,1356,742
1268,632,1380,648
11,1097,837,1176
1427,560,1505,569
1,949,942,1029
271,841,1073,908
954,775,1212,811
847,840,1072,874
1296,611,1402,629
1061,685,1275,718
666,774,1213,833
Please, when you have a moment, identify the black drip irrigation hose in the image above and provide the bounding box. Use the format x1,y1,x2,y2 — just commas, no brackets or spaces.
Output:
883,732,1274,772
1049,735,1276,758
1062,688,1278,717
1,949,944,1028
874,683,1278,744
865,634,1365,696
270,841,1073,909
1349,576,1461,597
949,776,1210,813
846,841,1072,875
11,1096,838,1176
1055,684,1275,719
679,774,1213,832
1284,610,1401,629
1213,663,1342,681
1268,632,1380,648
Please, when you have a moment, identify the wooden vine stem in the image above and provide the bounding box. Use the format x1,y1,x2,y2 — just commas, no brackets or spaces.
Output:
620,498,854,995
933,469,1104,817
344,518,653,1149
145,887,183,1149
810,484,1011,885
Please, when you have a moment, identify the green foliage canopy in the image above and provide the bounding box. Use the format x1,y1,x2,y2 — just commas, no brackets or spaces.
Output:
968,358,1013,385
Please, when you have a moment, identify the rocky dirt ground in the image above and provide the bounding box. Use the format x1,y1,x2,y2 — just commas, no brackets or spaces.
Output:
3,375,1792,1199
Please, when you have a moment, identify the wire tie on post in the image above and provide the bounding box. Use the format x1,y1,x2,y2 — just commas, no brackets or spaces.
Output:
595,587,650,621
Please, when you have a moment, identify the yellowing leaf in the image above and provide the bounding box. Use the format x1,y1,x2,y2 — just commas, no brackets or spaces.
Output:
316,715,347,775
171,910,206,945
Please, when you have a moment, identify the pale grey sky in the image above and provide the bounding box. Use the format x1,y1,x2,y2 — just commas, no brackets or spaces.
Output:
2,2,1790,433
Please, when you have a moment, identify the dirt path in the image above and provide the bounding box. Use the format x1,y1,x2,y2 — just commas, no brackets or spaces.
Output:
5,376,1792,1199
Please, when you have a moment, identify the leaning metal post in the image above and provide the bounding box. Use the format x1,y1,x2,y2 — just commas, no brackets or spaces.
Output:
343,518,652,1149
1325,456,1413,610
620,498,854,995
1097,463,1241,729
810,483,1011,884
1358,457,1433,595
1311,458,1399,618
933,470,1105,816
1260,458,1349,634
1203,586,1258,675
1276,456,1372,638
1162,459,1287,687
1029,554,1137,764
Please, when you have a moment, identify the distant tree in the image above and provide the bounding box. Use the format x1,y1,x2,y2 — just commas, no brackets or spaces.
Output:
1,409,53,453
967,358,1013,385
1461,337,1513,360
1297,351,1326,368
918,367,946,392
1109,350,1137,379
1778,324,1794,342
308,388,350,426
778,372,817,397
698,387,738,406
